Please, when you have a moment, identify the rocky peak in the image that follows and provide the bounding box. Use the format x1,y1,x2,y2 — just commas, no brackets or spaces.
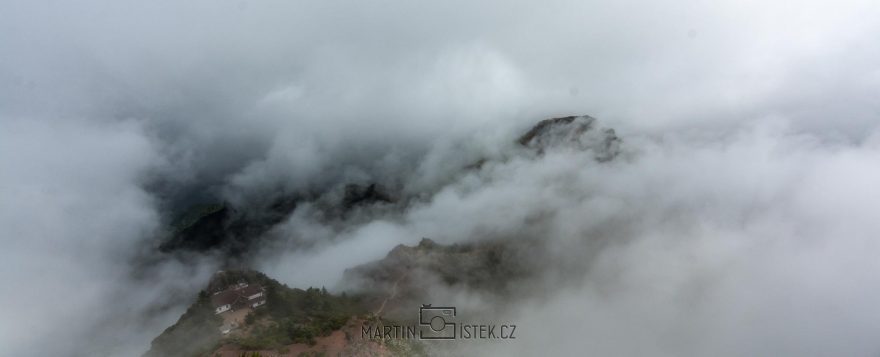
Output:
518,115,621,161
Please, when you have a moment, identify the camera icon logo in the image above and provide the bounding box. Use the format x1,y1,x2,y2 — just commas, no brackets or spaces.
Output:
418,304,456,340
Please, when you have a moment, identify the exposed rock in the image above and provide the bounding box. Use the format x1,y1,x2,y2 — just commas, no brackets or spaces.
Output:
157,182,398,256
160,204,233,252
159,196,298,255
518,115,621,161
517,115,590,147
156,115,620,259
342,183,394,209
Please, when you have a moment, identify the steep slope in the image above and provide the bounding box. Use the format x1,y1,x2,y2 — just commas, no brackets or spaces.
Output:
146,271,364,356
147,114,623,355
342,238,534,317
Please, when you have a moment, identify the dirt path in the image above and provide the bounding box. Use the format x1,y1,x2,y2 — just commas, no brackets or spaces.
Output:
374,272,406,316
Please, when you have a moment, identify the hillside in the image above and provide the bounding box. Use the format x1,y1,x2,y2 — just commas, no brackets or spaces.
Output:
147,271,361,356
147,115,622,356
145,269,429,357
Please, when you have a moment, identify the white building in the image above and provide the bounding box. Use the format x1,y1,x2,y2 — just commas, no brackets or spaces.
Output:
210,282,267,314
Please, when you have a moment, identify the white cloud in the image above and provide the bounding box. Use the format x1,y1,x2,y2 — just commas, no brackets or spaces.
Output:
2,0,880,355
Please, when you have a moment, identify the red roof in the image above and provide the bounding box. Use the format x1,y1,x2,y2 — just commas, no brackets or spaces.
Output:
211,289,239,307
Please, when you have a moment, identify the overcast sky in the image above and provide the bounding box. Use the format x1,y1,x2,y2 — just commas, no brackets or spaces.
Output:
2,0,880,356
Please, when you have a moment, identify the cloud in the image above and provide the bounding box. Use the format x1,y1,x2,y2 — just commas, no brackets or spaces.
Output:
2,0,880,355
0,116,220,355
396,122,880,356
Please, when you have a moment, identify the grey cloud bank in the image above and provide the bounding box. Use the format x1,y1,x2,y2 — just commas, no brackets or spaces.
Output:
1,0,879,356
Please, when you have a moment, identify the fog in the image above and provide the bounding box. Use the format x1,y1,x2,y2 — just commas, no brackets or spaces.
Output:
2,0,879,356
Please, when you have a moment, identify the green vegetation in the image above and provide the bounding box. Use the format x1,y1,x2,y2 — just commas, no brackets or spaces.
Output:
171,203,226,232
385,337,430,357
297,352,327,357
231,285,365,350
147,270,369,357
238,352,265,357
145,290,223,357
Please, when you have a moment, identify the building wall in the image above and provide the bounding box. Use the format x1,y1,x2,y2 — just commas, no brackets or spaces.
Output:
215,304,231,314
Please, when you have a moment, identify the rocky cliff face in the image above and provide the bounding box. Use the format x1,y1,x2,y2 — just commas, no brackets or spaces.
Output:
518,115,621,161
158,198,297,256
147,114,623,355
156,115,620,259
